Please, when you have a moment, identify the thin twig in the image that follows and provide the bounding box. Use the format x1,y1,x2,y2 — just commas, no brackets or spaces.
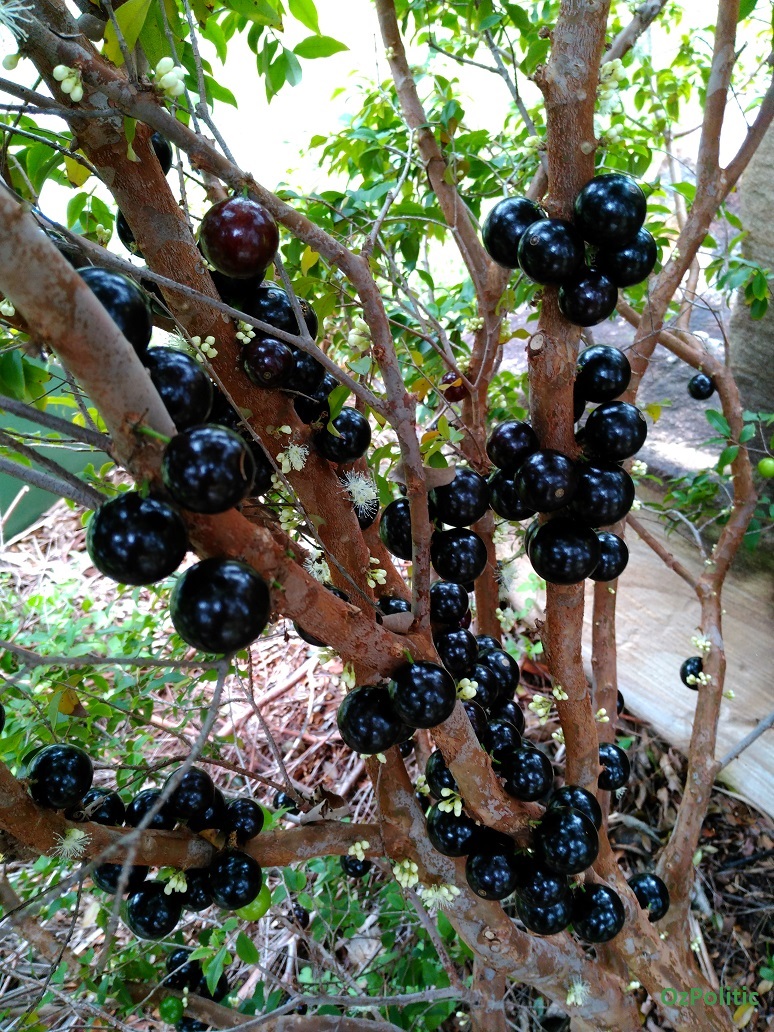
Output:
626,514,700,590
717,708,774,770
0,394,111,448
0,428,104,508
0,456,101,510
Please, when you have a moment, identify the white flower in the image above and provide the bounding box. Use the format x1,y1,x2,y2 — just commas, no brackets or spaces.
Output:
723,689,735,700
495,606,517,633
0,0,33,40
552,728,566,745
384,45,396,60
367,561,387,588
630,498,642,511
279,506,301,533
155,56,175,76
528,695,552,725
691,635,711,654
415,774,430,796
552,684,569,701
51,828,90,860
566,977,591,1007
348,839,370,862
456,678,478,701
152,57,186,99
595,708,610,724
341,471,379,519
630,459,648,477
277,443,308,474
163,870,188,895
347,316,371,352
686,671,712,687
437,788,463,817
417,882,461,912
303,549,331,583
360,751,386,763
0,298,15,317
235,321,256,344
393,858,419,889
341,663,357,690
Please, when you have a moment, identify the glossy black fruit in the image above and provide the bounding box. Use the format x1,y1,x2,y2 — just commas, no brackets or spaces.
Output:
200,197,278,279
246,285,318,339
598,742,630,790
466,842,520,900
439,369,468,403
0,701,4,735
208,848,263,910
165,767,215,821
182,868,214,912
572,883,625,942
291,902,310,928
490,698,525,736
170,558,271,654
688,372,715,400
87,493,188,587
429,468,490,528
388,661,457,729
478,648,520,700
165,948,202,990
162,424,256,514
482,196,546,267
617,690,625,714
144,347,214,430
512,857,568,907
574,173,647,247
225,798,264,845
125,788,176,830
188,787,227,833
426,803,480,857
208,385,244,430
517,218,585,285
466,662,497,712
28,744,93,810
340,855,372,878
177,1020,208,1032
151,132,173,174
338,684,406,754
273,790,299,814
92,863,148,894
582,400,647,461
377,595,412,617
294,371,338,424
126,882,182,938
486,718,522,771
528,518,601,585
285,348,326,395
379,498,414,561
680,655,703,689
476,634,502,654
78,266,153,357
116,210,141,255
399,738,415,757
486,420,539,473
65,787,125,826
628,872,670,922
312,407,371,464
243,435,275,497
425,750,457,800
294,585,349,647
591,532,629,581
548,785,602,830
434,628,478,679
558,269,617,327
488,470,537,522
461,699,488,742
242,335,295,388
575,345,631,403
429,580,469,630
569,463,634,526
593,227,657,286
430,529,487,584
534,806,599,874
516,894,573,935
516,450,579,513
503,746,553,801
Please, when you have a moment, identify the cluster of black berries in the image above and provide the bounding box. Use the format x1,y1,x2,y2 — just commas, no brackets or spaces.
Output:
23,744,264,939
482,172,657,326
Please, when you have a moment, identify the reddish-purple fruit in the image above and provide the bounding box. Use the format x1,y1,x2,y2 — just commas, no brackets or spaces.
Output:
439,370,468,403
243,336,295,388
482,196,546,268
200,197,279,279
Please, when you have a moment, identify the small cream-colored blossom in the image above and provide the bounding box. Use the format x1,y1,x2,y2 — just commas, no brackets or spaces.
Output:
393,858,420,889
691,635,711,654
417,882,461,912
528,695,552,725
367,558,387,588
51,828,90,860
279,507,301,533
552,728,566,745
303,550,331,583
630,498,642,511
552,684,569,701
630,459,648,477
595,708,610,724
340,663,357,690
235,320,256,344
163,870,188,895
415,774,430,796
566,977,591,1007
456,677,478,701
624,981,641,992
360,751,386,763
348,839,370,862
277,443,308,474
0,299,15,317
723,689,736,700
495,605,517,633
437,788,463,818
686,671,712,688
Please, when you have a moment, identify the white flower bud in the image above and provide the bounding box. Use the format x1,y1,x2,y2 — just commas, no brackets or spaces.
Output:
69,83,83,103
155,56,175,76
3,54,20,70
53,64,71,81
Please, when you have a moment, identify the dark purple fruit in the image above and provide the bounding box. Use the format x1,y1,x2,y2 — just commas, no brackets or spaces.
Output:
286,348,325,395
466,842,520,900
680,655,703,688
243,435,275,497
467,663,498,712
170,558,271,654
558,269,617,327
162,424,255,514
225,798,264,844
243,336,295,388
379,498,413,561
116,210,142,256
512,857,568,907
291,902,309,928
388,661,456,729
143,347,214,430
434,628,478,679
293,371,338,424
312,407,371,464
503,746,553,801
28,744,93,811
593,227,657,286
582,400,647,461
92,863,148,894
182,868,214,911
628,872,670,922
426,803,480,857
377,595,411,616
439,369,468,402
430,529,487,584
534,806,599,874
425,750,457,799
399,738,414,757
164,767,215,821
617,690,625,714
126,882,182,938
517,218,585,285
188,787,227,833
87,493,188,586
65,787,125,826
476,634,502,654
598,742,630,790
461,699,488,742
569,463,634,526
516,894,572,935
125,788,176,830
337,685,406,754
528,518,601,585
429,468,490,528
429,580,469,630
294,585,349,647
478,648,520,700
548,785,602,830
490,698,525,735
516,450,579,513
591,532,629,581
165,949,202,991
340,855,372,878
273,790,299,814
208,848,263,910
488,470,537,522
77,266,152,357
245,285,318,339
482,196,546,268
151,132,173,174
200,197,278,279
575,345,631,403
688,372,715,400
486,419,539,474
572,883,625,942
573,173,647,247
486,718,522,771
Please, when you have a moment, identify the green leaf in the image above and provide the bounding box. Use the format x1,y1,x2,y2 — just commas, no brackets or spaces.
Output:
326,384,350,423
0,351,26,400
739,423,756,444
224,0,283,27
288,0,319,33
293,35,348,59
705,409,730,437
236,931,260,965
738,0,758,19
716,445,738,471
283,868,307,892
204,946,228,996
103,0,153,66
